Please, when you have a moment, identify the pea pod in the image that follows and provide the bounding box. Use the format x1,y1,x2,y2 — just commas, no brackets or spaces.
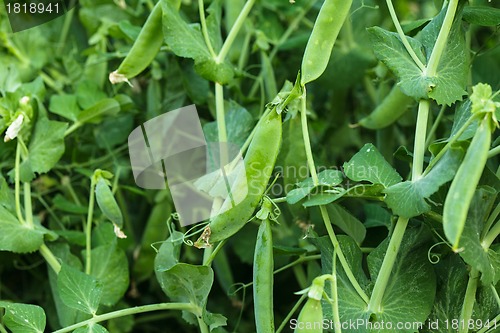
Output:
195,109,282,247
301,0,353,85
253,217,274,333
358,85,415,129
443,116,492,250
109,1,168,84
95,177,123,228
295,298,323,333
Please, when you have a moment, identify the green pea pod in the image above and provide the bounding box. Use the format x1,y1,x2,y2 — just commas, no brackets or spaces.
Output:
109,2,165,84
358,85,415,129
295,298,323,333
301,0,353,85
95,177,123,229
195,110,282,246
253,217,274,333
443,116,492,250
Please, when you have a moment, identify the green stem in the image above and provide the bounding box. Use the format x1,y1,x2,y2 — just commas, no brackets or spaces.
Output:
216,0,256,64
301,90,368,303
423,114,478,176
197,314,210,333
203,239,227,266
198,0,217,58
425,104,447,148
85,176,97,275
482,202,500,240
319,206,369,303
275,294,307,333
0,323,8,333
300,91,318,184
491,284,500,308
385,0,426,71
52,303,196,333
215,83,227,144
332,250,342,333
412,100,430,180
14,142,25,225
425,0,459,77
476,313,500,333
292,265,308,290
57,0,76,53
39,244,61,274
459,268,479,333
23,182,33,228
64,122,82,136
488,145,500,159
482,220,500,250
367,217,409,312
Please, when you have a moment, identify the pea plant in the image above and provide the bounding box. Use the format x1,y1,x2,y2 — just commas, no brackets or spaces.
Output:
0,0,499,332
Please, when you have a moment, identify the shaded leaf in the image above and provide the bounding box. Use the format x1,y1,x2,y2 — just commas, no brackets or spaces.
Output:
57,264,102,314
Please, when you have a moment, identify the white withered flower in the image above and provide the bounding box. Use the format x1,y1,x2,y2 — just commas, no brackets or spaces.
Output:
4,114,24,142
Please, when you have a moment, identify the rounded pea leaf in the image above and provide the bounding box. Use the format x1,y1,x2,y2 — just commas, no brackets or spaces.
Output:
57,264,102,315
0,302,46,333
95,178,123,228
194,58,235,85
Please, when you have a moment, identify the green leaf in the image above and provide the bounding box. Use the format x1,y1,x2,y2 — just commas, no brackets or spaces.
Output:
49,94,80,121
311,235,370,329
367,27,429,101
0,302,46,333
203,101,254,148
161,0,211,61
326,204,366,244
0,205,52,253
423,254,468,333
419,6,468,106
368,5,468,106
57,264,102,315
206,0,223,53
156,264,214,318
463,6,500,26
21,116,68,176
89,244,129,306
0,64,21,95
363,203,392,229
286,169,344,204
76,80,107,109
367,226,436,331
343,144,402,188
95,177,123,228
53,194,89,215
76,98,120,124
458,186,499,285
384,147,464,218
73,323,109,333
194,58,234,84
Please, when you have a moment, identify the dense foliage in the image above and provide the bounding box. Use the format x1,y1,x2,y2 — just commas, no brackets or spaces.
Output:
0,0,499,332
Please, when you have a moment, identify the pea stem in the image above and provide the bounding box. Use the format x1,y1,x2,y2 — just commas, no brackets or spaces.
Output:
482,202,500,241
412,100,430,180
85,175,98,275
367,216,409,312
198,0,217,58
300,90,369,304
425,104,447,148
476,313,500,333
459,268,479,333
488,145,500,159
216,0,256,64
39,244,62,274
14,141,25,225
0,323,8,333
51,302,197,333
482,220,500,250
275,293,307,333
332,249,342,333
426,0,460,77
385,0,426,72
423,114,478,177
